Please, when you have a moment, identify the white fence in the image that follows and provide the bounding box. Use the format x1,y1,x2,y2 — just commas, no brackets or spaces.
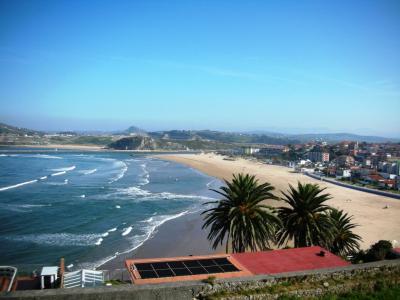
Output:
63,269,104,288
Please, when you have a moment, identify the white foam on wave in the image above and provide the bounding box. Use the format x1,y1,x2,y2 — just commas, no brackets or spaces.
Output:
101,186,216,203
0,179,38,192
0,154,18,157
3,203,51,213
92,210,190,270
138,163,150,186
118,186,152,197
51,171,66,176
34,154,62,159
80,168,97,175
51,165,76,172
115,205,121,209
109,161,128,183
102,232,109,237
19,204,51,208
40,176,48,180
108,227,117,232
19,154,62,159
46,181,68,185
95,238,103,246
121,226,133,236
7,233,103,246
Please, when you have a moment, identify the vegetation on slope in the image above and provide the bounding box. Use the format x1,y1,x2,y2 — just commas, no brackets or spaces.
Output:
204,266,400,300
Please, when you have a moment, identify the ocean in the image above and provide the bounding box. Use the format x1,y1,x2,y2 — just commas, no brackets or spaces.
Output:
0,150,220,271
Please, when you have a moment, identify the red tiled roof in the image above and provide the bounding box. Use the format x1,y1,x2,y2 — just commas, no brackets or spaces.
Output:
367,174,384,181
232,246,350,275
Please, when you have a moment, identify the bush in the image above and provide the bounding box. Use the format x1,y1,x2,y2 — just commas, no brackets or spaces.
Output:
360,240,393,262
351,240,396,263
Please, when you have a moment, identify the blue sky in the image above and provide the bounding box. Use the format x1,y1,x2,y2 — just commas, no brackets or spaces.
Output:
0,0,399,136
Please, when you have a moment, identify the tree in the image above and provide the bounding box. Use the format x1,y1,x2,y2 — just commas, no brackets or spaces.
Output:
277,182,333,248
202,173,280,253
327,209,361,256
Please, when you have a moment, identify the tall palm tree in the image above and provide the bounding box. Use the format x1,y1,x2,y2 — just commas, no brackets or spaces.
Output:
202,173,280,253
327,209,361,256
277,182,333,248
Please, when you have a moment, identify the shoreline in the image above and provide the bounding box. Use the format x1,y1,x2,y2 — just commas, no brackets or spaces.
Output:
98,210,224,270
0,144,200,153
0,144,104,150
156,153,400,250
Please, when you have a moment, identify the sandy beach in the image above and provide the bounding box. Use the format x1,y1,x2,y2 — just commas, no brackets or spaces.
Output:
157,153,400,250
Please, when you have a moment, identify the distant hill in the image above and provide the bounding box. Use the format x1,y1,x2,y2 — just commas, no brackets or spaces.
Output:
246,130,399,143
1,121,398,149
289,133,399,143
0,122,43,136
124,126,147,135
148,130,299,145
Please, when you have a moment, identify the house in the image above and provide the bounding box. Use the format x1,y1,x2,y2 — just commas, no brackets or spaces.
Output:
335,155,355,168
336,169,351,179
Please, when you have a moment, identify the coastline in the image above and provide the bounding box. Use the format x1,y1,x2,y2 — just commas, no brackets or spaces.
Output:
0,144,104,150
98,210,224,270
156,153,400,250
0,144,200,153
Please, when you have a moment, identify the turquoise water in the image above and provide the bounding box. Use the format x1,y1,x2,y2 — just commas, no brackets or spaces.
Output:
0,150,219,271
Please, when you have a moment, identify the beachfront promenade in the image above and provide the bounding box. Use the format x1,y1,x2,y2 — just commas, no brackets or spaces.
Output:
304,172,400,200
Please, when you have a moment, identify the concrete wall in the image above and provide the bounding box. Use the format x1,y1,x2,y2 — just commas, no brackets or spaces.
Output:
1,259,399,300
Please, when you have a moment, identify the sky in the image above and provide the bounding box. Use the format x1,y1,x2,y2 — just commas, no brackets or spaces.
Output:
0,0,399,137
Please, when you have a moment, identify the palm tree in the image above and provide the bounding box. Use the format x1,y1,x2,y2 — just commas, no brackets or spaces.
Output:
327,209,361,256
202,173,280,253
277,182,333,248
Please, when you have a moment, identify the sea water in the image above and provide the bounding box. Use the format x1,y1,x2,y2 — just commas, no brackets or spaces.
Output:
0,150,220,271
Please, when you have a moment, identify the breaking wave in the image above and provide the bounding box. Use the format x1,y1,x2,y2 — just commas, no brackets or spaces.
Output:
109,161,128,183
0,179,38,192
109,186,216,202
121,226,133,236
93,211,189,269
80,168,97,175
3,203,51,213
51,166,76,172
7,233,103,247
138,163,150,186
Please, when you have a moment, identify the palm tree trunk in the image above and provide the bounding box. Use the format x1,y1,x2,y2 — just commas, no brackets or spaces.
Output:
225,231,230,253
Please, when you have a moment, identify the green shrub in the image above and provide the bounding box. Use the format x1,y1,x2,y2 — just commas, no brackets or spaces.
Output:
365,240,393,262
202,276,217,286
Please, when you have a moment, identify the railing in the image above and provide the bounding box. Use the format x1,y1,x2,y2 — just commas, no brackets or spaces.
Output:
101,268,131,282
0,266,17,292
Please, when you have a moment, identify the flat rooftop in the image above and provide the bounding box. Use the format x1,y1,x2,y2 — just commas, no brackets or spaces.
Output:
126,246,350,284
232,246,350,275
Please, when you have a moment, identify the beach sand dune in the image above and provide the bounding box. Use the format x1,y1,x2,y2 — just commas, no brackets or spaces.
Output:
158,153,400,250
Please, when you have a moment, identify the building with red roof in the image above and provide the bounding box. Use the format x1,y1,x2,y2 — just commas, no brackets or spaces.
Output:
231,246,349,275
126,246,350,285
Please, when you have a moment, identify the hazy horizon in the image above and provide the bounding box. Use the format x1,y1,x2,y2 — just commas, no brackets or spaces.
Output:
1,116,399,138
1,1,399,137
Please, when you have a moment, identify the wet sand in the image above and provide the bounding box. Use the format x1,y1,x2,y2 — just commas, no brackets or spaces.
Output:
99,211,224,270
